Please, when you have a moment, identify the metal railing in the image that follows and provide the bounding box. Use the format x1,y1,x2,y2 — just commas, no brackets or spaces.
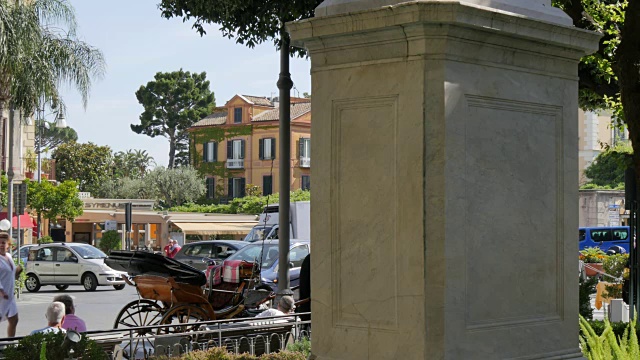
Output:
0,313,311,359
226,159,244,169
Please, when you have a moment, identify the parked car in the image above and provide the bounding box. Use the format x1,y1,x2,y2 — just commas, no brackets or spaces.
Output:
12,244,38,265
24,242,127,292
207,240,310,292
173,240,248,271
579,226,630,253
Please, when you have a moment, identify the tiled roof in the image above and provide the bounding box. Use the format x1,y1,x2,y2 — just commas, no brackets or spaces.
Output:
192,110,227,127
241,95,273,107
252,102,311,122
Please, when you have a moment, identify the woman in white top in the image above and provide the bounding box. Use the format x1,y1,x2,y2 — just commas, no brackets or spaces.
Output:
0,232,19,337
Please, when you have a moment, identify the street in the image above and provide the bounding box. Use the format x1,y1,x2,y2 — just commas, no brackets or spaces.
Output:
11,285,139,337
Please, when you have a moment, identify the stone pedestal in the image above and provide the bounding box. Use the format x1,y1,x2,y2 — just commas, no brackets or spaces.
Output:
288,1,600,359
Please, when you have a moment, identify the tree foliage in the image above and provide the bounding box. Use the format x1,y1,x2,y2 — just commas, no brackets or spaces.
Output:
99,230,121,254
112,149,155,179
146,166,205,208
158,0,323,55
26,179,83,224
34,119,78,154
170,189,311,215
131,69,215,168
583,143,632,188
52,142,112,192
0,0,105,115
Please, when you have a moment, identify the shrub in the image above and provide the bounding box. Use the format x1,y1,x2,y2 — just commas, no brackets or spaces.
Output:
286,338,310,358
99,230,121,254
14,258,26,296
580,276,598,320
2,331,108,360
149,347,306,360
37,235,53,244
580,316,640,359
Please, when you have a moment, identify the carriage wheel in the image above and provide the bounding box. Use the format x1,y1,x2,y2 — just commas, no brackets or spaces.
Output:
157,304,209,335
114,300,164,358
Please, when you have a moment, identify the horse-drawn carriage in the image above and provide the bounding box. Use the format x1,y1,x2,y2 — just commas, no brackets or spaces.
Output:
105,250,271,334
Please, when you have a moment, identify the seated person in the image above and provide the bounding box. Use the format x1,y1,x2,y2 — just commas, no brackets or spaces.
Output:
54,294,87,332
31,302,67,334
256,295,295,318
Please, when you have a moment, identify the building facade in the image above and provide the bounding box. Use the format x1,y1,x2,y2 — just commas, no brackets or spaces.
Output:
189,95,311,201
578,109,627,184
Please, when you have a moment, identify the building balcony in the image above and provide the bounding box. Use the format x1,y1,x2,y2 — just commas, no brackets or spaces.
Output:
300,157,311,168
226,159,244,169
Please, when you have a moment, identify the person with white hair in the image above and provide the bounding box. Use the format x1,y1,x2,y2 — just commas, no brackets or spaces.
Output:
256,295,295,318
30,301,67,334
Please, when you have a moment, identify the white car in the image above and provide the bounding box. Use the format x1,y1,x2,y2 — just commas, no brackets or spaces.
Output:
25,243,126,292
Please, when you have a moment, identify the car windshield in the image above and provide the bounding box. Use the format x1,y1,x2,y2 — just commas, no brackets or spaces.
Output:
72,245,107,259
227,243,279,268
244,226,274,242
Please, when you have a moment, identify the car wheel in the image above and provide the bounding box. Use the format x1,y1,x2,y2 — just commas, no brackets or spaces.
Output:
82,273,98,291
25,274,41,292
113,284,125,290
55,285,69,291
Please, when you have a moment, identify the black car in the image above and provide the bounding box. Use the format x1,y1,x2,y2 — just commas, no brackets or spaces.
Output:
173,240,248,271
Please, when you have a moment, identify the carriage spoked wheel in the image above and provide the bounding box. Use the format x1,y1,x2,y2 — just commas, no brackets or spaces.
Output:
157,304,209,335
114,300,164,358
113,299,163,332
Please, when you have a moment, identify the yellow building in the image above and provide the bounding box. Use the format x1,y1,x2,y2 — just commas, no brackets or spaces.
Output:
189,95,311,200
578,109,628,184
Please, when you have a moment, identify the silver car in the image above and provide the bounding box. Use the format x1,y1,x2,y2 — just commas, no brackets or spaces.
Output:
25,243,126,292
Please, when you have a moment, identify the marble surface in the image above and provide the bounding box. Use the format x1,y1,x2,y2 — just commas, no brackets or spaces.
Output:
315,0,572,25
291,1,600,359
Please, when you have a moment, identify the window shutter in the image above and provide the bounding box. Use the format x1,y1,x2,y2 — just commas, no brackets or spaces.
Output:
239,178,246,197
227,141,233,159
212,142,218,162
240,140,245,159
298,139,303,158
228,178,234,197
203,143,208,162
259,139,264,160
271,138,276,160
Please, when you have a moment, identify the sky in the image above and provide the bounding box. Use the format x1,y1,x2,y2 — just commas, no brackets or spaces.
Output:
57,0,311,167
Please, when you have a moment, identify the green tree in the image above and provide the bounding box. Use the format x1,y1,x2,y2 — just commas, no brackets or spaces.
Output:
98,230,121,254
0,0,105,118
93,177,149,200
131,70,215,168
146,166,205,208
112,149,155,179
34,119,78,154
52,142,113,192
27,180,83,225
583,143,632,187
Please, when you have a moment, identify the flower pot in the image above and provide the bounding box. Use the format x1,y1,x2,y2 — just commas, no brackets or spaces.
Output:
585,263,603,277
25,171,34,179
41,173,49,180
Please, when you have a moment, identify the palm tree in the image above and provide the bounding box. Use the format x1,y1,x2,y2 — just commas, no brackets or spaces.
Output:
0,0,105,117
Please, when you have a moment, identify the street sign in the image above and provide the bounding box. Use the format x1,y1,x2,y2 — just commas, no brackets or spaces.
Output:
13,183,27,214
608,204,621,226
105,220,118,231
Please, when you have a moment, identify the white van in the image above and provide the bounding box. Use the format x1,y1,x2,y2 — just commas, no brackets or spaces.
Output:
24,243,127,292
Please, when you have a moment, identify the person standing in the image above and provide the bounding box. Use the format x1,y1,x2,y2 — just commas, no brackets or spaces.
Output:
163,239,174,257
0,232,19,337
168,239,181,259
53,294,87,332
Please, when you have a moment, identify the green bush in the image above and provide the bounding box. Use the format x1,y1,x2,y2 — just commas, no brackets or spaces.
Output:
14,258,26,296
150,347,306,360
170,190,311,215
580,276,598,320
580,316,640,359
587,319,640,339
286,338,310,358
99,230,121,254
37,235,53,244
2,331,108,360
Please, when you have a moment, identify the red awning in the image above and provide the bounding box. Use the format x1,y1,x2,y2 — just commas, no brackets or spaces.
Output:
0,212,35,229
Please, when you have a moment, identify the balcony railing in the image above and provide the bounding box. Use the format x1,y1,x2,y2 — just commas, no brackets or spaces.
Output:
300,157,310,168
226,159,244,169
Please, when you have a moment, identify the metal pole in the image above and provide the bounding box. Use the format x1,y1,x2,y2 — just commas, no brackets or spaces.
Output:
37,106,42,239
277,29,292,296
7,107,15,242
629,201,635,320
16,205,20,299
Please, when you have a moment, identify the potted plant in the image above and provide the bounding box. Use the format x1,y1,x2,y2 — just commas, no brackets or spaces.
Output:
24,149,36,179
40,158,50,180
580,247,607,276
